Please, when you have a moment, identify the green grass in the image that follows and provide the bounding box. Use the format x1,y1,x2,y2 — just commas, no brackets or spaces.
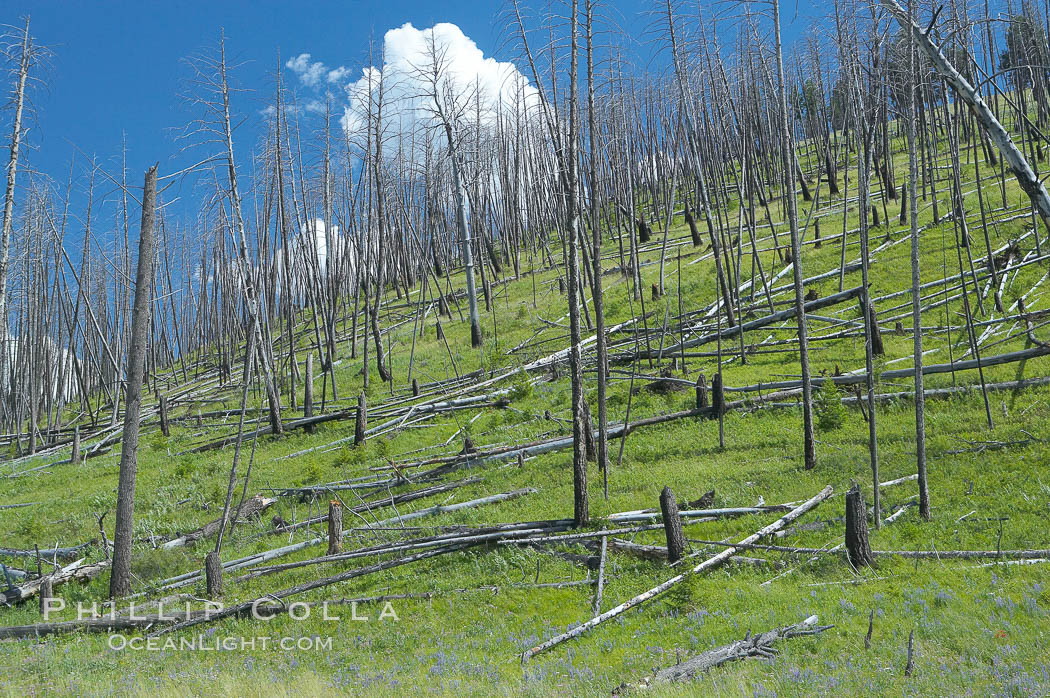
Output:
2,124,1050,697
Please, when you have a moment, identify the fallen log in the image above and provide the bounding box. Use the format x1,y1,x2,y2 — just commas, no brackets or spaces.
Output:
725,345,1050,394
619,615,833,689
370,488,537,528
161,494,274,549
631,287,863,360
141,489,539,594
231,523,571,584
2,558,110,605
269,477,481,528
0,543,93,562
519,485,834,662
148,543,473,637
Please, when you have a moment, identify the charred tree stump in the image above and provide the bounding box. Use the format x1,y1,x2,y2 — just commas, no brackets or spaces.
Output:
711,373,725,418
845,484,874,569
435,320,444,341
71,426,80,464
695,374,709,410
659,486,686,563
899,183,908,224
826,151,840,195
354,393,367,447
205,551,223,598
814,219,821,248
637,219,651,244
38,577,52,616
862,299,885,356
327,501,343,555
871,205,880,227
685,207,702,247
412,378,420,396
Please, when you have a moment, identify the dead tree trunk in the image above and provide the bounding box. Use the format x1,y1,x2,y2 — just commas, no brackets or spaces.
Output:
659,486,686,563
845,484,874,569
354,393,367,446
881,0,1050,234
327,501,343,555
0,18,31,325
205,550,223,598
109,165,158,599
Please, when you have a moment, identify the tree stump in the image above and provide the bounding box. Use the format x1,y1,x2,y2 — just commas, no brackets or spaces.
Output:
814,219,822,248
39,577,53,616
327,501,343,555
685,207,702,247
412,378,420,397
354,393,367,446
711,372,725,417
205,551,223,598
695,374,709,410
845,484,874,569
71,426,80,464
659,486,686,563
436,320,445,341
637,219,651,243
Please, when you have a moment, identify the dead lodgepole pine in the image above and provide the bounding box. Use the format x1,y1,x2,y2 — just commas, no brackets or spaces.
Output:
659,486,686,563
629,615,833,686
327,501,343,555
845,484,874,569
880,0,1050,234
204,551,222,599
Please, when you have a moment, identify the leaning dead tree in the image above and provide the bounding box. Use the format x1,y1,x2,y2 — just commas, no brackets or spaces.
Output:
880,0,1050,232
0,17,31,329
109,165,157,599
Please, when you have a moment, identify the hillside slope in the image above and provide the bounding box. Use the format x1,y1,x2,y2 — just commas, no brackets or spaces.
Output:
2,134,1050,697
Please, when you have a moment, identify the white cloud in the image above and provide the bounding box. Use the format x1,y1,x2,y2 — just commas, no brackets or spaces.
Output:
326,66,350,84
338,23,539,144
286,52,332,88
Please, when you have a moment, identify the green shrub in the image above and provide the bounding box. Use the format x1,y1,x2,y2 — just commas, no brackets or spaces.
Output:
509,372,533,401
815,379,847,432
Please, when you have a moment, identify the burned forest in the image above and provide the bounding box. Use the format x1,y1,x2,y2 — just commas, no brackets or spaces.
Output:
2,1,1050,695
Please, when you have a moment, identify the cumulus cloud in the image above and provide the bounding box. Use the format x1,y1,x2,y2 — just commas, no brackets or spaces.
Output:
286,53,328,88
288,23,538,149
286,53,353,88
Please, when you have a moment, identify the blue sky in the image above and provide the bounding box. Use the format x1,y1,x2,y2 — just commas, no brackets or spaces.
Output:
11,0,824,233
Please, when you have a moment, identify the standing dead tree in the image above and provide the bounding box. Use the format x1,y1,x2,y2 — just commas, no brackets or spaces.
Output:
880,0,1050,233
417,30,484,348
0,18,32,327
109,165,157,599
180,34,284,435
